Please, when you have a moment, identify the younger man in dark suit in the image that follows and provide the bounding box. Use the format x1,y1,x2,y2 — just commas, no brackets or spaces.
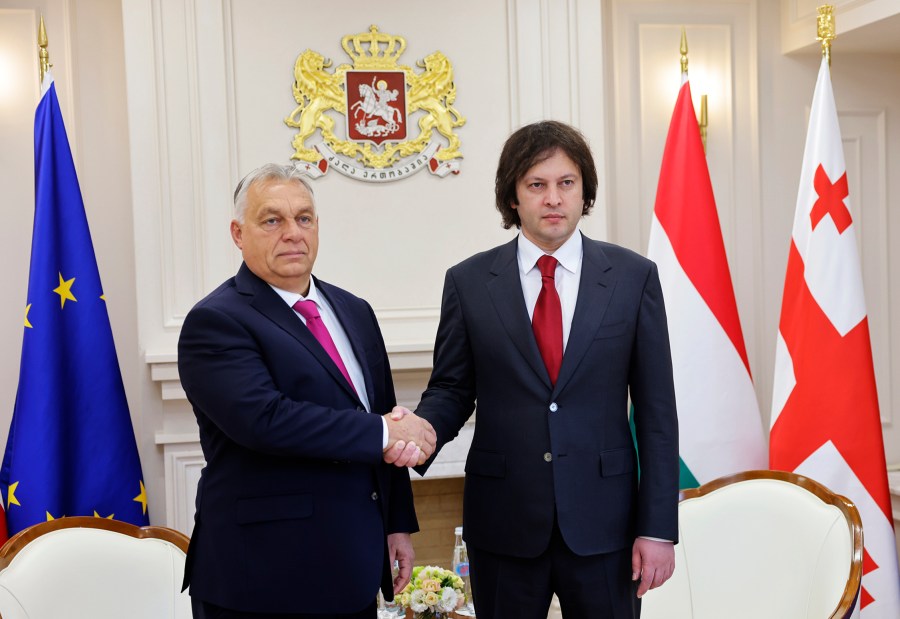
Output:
407,121,679,618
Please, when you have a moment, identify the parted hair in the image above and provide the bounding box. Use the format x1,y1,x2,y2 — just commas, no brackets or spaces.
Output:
494,120,598,230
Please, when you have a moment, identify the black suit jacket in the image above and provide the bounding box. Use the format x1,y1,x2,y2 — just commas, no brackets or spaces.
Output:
417,234,678,557
178,264,417,614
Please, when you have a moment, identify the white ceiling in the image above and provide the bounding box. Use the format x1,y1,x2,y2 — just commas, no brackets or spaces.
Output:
835,12,900,54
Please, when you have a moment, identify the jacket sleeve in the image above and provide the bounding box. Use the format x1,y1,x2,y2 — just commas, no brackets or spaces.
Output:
414,268,478,474
628,261,680,543
178,302,385,464
364,301,419,535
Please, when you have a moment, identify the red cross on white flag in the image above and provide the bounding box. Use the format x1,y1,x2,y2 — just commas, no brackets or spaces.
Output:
770,57,900,616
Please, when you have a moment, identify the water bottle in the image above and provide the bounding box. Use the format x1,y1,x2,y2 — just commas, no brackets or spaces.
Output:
377,560,402,618
451,526,475,616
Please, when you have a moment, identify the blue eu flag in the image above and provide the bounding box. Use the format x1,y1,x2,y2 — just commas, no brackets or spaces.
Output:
0,73,149,535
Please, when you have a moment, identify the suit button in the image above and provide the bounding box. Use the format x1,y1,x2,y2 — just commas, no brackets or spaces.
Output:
549,402,558,412
371,491,379,501
543,452,553,462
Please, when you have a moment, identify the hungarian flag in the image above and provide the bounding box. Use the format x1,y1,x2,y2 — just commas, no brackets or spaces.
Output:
770,57,900,615
648,78,766,488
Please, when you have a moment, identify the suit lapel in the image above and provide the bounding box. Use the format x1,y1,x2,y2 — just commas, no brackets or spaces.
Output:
554,236,616,396
486,239,552,388
236,265,361,404
318,281,376,407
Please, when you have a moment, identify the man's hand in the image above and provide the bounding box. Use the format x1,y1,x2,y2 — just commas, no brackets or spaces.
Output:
388,405,412,422
387,532,415,594
383,406,421,467
631,538,675,598
383,440,421,467
382,406,436,467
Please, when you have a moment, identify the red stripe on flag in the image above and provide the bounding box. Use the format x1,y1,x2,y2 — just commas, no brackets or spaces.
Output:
653,82,750,374
770,242,890,522
863,548,879,575
861,587,875,610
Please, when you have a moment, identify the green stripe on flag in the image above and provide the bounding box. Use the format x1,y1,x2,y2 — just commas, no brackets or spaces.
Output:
630,405,700,490
628,405,641,478
679,457,699,490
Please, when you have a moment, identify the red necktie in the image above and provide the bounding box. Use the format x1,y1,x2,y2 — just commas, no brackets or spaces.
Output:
533,255,563,385
293,299,357,395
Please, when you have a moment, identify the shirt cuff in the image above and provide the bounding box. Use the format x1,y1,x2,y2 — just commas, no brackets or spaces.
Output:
639,536,674,543
382,417,389,450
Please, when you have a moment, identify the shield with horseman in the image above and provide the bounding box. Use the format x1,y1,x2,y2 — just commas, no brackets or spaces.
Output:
345,70,407,144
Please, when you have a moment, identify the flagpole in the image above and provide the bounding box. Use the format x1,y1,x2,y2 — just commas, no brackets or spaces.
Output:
38,14,51,84
679,28,709,154
817,4,836,67
699,95,708,154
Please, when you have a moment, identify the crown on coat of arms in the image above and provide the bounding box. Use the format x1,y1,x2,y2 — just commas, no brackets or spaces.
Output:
341,25,406,70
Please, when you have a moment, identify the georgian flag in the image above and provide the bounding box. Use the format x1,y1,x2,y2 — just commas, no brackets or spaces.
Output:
648,78,767,488
769,57,900,616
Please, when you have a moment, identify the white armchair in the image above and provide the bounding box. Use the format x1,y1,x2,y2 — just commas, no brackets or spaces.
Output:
0,515,192,619
641,470,863,619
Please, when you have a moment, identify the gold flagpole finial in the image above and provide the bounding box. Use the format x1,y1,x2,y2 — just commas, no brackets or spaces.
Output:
680,27,688,76
816,5,836,66
38,14,52,84
699,94,708,154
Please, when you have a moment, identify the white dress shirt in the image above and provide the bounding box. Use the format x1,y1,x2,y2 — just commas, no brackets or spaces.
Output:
517,230,583,352
271,280,390,447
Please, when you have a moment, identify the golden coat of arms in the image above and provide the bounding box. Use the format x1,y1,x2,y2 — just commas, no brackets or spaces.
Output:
285,25,466,182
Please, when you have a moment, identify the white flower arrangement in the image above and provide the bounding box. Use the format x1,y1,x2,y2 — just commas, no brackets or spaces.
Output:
396,565,466,618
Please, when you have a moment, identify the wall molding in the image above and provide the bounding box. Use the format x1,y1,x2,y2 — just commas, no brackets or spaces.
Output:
155,422,473,534
160,442,205,534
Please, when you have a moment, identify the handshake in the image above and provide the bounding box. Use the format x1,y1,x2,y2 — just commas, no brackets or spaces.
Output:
382,406,437,468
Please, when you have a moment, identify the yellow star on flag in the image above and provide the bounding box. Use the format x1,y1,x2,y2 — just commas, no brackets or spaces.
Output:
47,511,58,521
133,480,148,515
53,273,77,309
7,481,20,507
93,511,115,519
24,304,33,328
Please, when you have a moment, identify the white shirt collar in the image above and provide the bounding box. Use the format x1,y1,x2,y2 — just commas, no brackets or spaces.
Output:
517,230,583,275
269,277,322,308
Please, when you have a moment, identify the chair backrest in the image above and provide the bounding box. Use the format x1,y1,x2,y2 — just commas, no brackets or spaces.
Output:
0,516,192,619
641,470,863,619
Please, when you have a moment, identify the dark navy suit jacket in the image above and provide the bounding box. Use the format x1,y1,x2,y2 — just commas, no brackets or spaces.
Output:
417,234,678,557
178,263,417,614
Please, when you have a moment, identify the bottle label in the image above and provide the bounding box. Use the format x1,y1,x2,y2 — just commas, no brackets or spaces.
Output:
455,562,470,577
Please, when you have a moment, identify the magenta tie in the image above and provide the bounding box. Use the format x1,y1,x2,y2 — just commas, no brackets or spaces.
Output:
533,255,563,386
293,299,357,394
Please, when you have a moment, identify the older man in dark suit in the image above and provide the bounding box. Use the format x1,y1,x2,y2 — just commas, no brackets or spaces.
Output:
178,163,435,618
404,121,679,618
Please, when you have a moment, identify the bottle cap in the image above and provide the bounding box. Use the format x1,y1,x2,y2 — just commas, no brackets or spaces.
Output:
455,526,463,536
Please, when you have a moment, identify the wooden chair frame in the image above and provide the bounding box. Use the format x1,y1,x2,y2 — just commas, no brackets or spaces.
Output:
0,516,189,570
679,470,863,619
